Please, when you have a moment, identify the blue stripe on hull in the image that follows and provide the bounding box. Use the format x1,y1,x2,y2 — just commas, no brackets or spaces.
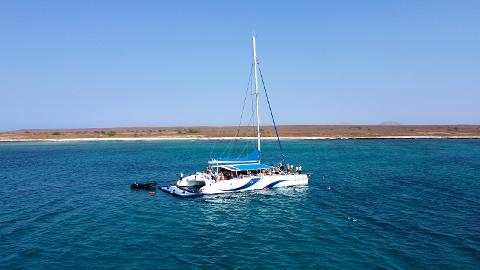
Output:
221,178,261,191
265,180,288,188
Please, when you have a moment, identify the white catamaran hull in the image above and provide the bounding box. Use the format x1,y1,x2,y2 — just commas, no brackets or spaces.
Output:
199,174,308,195
177,172,211,187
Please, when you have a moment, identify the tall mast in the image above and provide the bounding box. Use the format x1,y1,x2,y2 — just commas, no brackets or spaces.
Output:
252,35,261,155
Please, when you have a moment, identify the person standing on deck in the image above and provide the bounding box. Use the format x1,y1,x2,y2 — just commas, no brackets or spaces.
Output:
298,165,302,174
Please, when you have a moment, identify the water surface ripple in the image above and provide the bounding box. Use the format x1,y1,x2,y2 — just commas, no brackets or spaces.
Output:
1,140,479,269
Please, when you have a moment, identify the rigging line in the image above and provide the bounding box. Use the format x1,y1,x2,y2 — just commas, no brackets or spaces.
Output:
232,71,256,157
240,110,256,155
228,62,254,157
236,89,256,157
250,83,256,153
209,126,219,160
231,80,256,158
217,62,255,159
250,75,256,136
249,64,257,153
232,62,255,155
208,128,218,161
234,62,254,139
258,65,286,163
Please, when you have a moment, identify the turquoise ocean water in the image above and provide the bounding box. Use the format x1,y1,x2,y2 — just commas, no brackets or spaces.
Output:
1,140,479,269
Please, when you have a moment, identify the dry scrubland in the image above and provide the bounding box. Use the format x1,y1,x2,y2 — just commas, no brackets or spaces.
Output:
1,125,480,140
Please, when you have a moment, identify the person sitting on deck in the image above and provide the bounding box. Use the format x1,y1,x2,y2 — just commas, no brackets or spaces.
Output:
279,163,284,172
179,172,184,180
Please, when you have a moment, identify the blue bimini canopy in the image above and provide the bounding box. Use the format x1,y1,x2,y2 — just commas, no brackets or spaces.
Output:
208,150,260,165
221,163,273,172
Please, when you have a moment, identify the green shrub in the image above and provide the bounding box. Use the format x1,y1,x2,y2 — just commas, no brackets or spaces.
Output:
177,128,199,134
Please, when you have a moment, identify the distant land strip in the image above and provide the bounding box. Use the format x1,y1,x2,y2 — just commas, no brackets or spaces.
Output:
1,125,480,141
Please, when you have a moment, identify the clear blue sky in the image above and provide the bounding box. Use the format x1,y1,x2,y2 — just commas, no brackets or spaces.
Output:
1,0,479,131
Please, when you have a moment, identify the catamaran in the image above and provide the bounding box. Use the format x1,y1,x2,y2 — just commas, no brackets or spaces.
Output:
160,35,308,197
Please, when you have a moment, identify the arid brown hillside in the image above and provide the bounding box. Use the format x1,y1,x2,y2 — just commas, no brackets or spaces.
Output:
1,125,480,140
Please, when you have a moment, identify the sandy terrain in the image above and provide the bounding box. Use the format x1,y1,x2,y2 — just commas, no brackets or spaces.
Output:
1,125,480,141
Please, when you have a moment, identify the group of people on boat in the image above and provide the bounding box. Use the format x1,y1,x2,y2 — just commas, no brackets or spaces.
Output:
275,162,302,175
178,162,303,182
205,168,236,181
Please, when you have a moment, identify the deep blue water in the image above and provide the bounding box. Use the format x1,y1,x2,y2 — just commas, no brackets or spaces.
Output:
1,140,479,269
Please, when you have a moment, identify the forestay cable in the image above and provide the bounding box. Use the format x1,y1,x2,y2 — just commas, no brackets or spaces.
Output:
258,65,286,163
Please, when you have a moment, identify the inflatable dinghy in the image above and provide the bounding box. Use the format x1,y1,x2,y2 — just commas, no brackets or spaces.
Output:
130,181,158,190
160,185,203,198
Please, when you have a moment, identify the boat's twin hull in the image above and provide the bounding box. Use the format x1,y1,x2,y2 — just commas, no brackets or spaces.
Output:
160,174,308,197
200,174,308,194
